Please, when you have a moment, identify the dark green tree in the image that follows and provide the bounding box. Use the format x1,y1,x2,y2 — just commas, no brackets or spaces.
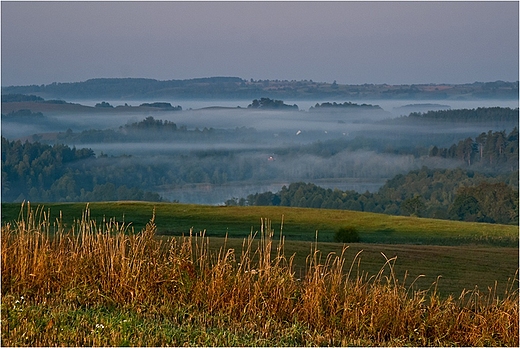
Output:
401,196,426,217
448,194,482,222
334,227,360,243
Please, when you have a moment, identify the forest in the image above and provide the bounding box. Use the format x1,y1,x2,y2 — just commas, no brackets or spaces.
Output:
428,128,518,169
1,137,162,202
388,106,519,124
236,168,518,225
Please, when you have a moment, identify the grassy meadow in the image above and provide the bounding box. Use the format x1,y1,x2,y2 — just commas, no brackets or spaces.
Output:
1,201,519,346
2,201,518,244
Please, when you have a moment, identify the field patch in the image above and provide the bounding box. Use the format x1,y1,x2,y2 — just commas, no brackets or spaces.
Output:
2,201,517,246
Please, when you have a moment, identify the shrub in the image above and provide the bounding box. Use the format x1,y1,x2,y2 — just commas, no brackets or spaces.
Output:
334,226,360,243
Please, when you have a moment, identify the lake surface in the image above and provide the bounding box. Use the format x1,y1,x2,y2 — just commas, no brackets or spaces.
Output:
157,178,388,206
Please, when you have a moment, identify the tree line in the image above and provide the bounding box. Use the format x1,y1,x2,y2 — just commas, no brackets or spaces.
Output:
428,128,518,170
229,167,518,225
1,137,162,202
50,117,257,144
309,101,382,111
1,93,68,104
397,107,519,123
2,109,45,120
3,79,518,100
247,97,298,110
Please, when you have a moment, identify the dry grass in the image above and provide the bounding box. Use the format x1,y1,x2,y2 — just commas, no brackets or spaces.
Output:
2,203,519,346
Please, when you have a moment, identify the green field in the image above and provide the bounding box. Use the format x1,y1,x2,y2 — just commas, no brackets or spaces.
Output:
2,201,518,245
2,201,518,296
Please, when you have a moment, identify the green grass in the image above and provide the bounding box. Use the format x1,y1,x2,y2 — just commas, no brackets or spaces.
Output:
1,299,310,347
2,201,518,246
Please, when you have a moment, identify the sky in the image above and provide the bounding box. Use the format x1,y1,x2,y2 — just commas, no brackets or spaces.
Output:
1,1,519,87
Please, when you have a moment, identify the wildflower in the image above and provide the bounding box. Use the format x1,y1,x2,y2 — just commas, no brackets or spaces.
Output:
95,323,105,329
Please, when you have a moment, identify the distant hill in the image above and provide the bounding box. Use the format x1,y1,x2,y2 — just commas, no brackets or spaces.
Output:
0,94,183,115
393,103,451,115
386,107,519,124
2,77,518,100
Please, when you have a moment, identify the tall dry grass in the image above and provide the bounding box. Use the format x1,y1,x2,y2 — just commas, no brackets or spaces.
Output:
2,203,519,346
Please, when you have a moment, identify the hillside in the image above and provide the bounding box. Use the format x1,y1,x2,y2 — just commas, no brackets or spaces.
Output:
2,77,518,100
2,201,517,246
0,98,183,116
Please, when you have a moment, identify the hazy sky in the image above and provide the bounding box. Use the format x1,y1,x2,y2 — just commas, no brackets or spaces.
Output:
1,1,518,86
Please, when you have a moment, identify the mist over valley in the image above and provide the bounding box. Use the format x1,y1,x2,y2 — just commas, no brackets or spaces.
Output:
2,93,518,209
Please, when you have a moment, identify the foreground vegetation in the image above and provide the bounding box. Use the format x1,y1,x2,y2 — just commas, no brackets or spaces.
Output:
1,204,518,346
